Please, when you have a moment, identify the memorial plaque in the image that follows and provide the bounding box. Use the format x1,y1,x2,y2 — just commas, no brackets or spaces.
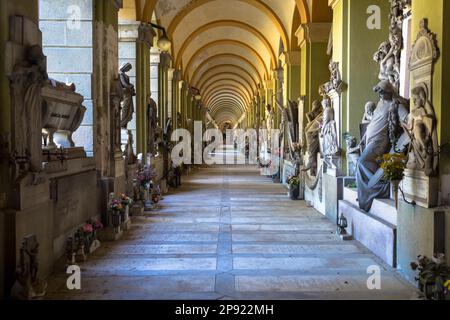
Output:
401,169,439,208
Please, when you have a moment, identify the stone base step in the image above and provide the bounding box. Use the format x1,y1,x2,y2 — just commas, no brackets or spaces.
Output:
343,187,397,226
339,200,397,267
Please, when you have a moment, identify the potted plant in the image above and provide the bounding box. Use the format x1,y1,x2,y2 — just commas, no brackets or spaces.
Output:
379,153,407,209
120,194,133,221
411,255,450,300
109,198,124,228
136,166,157,206
152,185,161,204
81,222,94,251
287,175,301,200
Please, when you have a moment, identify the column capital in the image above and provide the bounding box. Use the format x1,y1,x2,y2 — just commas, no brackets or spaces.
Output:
173,69,182,82
138,23,157,48
119,22,156,49
279,51,300,66
273,66,284,82
295,23,331,48
328,0,341,10
160,52,172,69
111,0,123,10
168,68,175,81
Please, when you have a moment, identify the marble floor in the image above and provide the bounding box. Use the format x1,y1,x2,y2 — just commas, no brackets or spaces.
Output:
45,148,418,300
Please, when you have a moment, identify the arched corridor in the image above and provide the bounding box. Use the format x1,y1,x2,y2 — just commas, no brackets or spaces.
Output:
44,146,415,300
1,0,450,302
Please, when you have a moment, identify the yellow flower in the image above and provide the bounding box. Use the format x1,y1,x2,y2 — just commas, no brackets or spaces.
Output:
445,280,450,290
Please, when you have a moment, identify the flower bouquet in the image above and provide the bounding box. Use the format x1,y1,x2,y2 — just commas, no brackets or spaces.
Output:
379,153,407,209
109,198,124,227
287,175,301,200
136,166,157,190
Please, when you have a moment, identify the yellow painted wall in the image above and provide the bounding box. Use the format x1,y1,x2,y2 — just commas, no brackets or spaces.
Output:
336,0,390,141
411,0,450,174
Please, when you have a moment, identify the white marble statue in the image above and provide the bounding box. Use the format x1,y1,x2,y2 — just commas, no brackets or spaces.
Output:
356,80,409,212
320,98,340,168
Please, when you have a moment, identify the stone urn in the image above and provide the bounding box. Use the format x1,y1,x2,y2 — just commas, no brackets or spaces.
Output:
111,212,122,228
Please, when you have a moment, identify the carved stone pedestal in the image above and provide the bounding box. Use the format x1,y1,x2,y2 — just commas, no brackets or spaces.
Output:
131,204,144,216
304,155,325,215
397,201,449,283
121,217,132,231
323,170,344,224
98,226,123,242
401,169,439,208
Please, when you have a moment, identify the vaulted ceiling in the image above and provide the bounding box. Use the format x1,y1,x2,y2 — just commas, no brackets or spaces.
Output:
120,0,331,127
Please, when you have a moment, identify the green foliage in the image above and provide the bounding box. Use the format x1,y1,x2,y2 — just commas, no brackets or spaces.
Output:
287,175,300,186
411,255,450,300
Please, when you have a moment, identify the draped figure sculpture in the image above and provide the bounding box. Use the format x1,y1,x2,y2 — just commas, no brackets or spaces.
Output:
302,101,323,176
119,63,136,129
356,80,409,212
10,45,48,172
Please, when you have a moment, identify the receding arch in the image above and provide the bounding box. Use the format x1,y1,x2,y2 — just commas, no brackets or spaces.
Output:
198,72,256,96
174,20,276,69
192,64,260,90
184,40,269,79
166,0,289,52
207,93,248,113
202,80,252,103
200,77,253,98
190,54,263,86
203,83,251,104
207,92,248,109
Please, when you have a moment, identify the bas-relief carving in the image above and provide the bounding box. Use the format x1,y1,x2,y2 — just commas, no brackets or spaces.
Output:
9,45,48,173
356,80,409,212
403,19,440,177
110,78,124,155
346,136,360,177
119,63,135,129
320,98,340,170
402,85,438,176
11,235,47,299
147,95,159,156
286,100,301,174
400,19,440,208
302,100,323,177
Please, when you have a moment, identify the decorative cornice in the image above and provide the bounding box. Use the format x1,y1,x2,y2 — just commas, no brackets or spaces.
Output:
279,51,300,66
295,23,332,48
111,0,123,10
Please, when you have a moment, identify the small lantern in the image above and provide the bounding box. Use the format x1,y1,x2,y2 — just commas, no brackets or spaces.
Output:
337,213,348,236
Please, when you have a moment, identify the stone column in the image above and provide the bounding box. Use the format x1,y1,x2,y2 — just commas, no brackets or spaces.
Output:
172,70,182,130
329,0,390,143
159,52,172,126
273,66,284,130
150,47,160,123
296,22,331,112
397,0,450,281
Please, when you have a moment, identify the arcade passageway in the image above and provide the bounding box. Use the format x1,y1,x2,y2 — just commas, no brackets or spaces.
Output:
45,148,415,300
